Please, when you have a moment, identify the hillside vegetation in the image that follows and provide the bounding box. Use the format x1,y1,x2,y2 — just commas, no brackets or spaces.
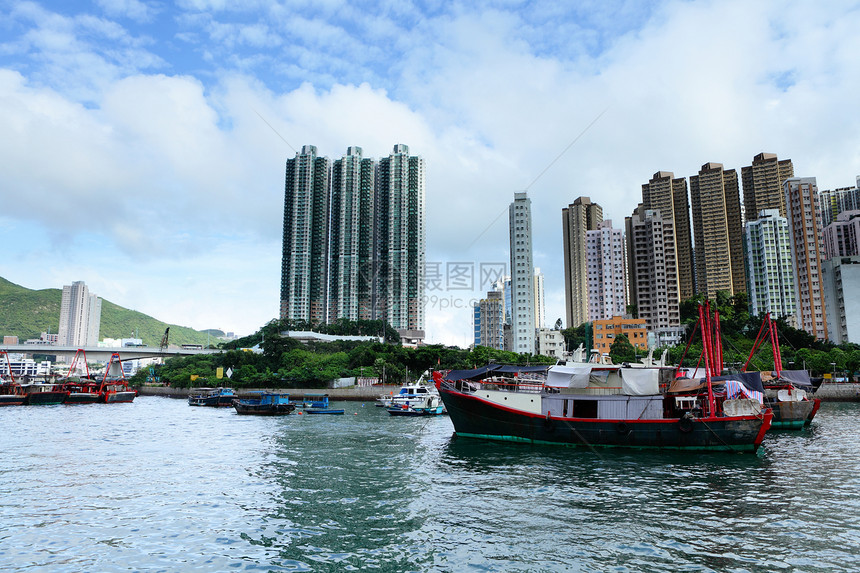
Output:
0,276,214,347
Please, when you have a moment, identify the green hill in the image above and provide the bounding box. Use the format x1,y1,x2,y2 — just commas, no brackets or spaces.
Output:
0,276,216,347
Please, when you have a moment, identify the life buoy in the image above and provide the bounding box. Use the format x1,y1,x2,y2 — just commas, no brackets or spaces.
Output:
678,416,694,433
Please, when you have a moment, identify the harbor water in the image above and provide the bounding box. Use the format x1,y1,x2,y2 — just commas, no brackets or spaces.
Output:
1,398,859,572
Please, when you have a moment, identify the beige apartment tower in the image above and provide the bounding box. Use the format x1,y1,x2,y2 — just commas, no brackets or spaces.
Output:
690,162,745,298
785,177,828,340
641,171,696,301
562,197,603,328
741,153,795,221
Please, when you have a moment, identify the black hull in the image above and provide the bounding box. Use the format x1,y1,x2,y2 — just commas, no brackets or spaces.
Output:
438,386,770,453
65,393,100,404
24,392,68,405
233,403,296,416
0,395,25,406
189,396,236,407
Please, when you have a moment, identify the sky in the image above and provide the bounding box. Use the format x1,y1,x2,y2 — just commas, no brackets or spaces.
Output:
1,0,859,347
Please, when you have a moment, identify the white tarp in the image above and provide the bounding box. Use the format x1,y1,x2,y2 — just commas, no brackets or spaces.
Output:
546,365,592,388
620,368,660,395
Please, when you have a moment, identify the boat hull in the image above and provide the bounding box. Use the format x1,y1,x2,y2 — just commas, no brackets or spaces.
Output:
0,394,25,406
768,398,818,429
65,392,100,404
439,386,771,453
24,390,68,405
387,405,445,416
103,391,136,403
305,409,345,415
188,395,235,407
233,402,296,416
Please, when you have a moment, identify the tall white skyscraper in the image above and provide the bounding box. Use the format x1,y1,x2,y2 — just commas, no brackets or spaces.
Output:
533,268,545,329
57,281,102,347
509,192,535,354
586,219,626,321
744,209,796,319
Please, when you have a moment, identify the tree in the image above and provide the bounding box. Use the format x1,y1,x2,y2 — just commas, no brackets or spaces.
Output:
609,334,636,364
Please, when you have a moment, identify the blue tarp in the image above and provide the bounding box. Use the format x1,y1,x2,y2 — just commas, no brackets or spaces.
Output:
444,364,551,381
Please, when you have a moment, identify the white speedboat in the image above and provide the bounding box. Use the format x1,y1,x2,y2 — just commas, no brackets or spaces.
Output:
376,382,440,409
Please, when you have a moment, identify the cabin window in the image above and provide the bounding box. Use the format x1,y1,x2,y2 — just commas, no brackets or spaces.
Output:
562,400,568,417
572,400,598,419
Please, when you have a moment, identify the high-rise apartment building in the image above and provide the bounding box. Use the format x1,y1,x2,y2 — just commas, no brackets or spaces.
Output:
280,145,331,324
376,144,426,332
562,196,603,328
586,220,626,321
744,209,796,320
328,146,376,323
642,171,695,301
473,291,505,350
625,205,682,344
822,210,860,260
280,144,425,335
822,255,860,344
784,177,828,340
741,153,795,220
57,281,101,347
533,268,546,330
690,162,745,297
509,192,535,354
818,185,860,228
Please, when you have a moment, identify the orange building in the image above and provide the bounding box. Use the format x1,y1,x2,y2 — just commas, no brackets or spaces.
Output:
592,316,648,353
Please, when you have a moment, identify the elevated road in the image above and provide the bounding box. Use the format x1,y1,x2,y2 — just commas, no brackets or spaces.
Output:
0,344,222,361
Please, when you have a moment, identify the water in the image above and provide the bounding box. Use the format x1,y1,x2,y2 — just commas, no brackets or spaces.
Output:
2,398,859,572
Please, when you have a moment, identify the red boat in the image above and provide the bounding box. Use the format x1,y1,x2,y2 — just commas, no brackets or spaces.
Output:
0,351,26,406
99,353,136,403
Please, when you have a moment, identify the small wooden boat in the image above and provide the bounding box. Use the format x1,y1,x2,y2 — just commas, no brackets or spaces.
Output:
233,392,296,416
301,393,345,415
188,387,237,407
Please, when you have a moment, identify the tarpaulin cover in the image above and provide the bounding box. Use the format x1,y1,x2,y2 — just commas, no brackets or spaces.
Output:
546,365,592,388
620,368,660,395
444,365,499,381
443,364,551,381
714,372,765,394
668,377,707,393
493,365,552,374
723,379,764,404
778,369,813,388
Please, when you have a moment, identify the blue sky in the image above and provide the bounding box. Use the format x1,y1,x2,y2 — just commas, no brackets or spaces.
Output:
1,0,859,346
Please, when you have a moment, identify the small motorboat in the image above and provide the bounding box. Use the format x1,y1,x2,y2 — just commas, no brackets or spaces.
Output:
233,392,296,416
301,393,345,415
387,394,445,416
188,387,237,407
376,381,440,408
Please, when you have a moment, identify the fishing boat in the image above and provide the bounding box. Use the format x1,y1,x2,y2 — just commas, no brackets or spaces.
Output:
436,303,772,453
20,380,69,405
376,381,440,408
741,313,820,429
188,387,237,407
387,393,445,416
62,377,101,404
99,353,136,403
300,394,344,415
232,392,296,416
0,351,26,406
